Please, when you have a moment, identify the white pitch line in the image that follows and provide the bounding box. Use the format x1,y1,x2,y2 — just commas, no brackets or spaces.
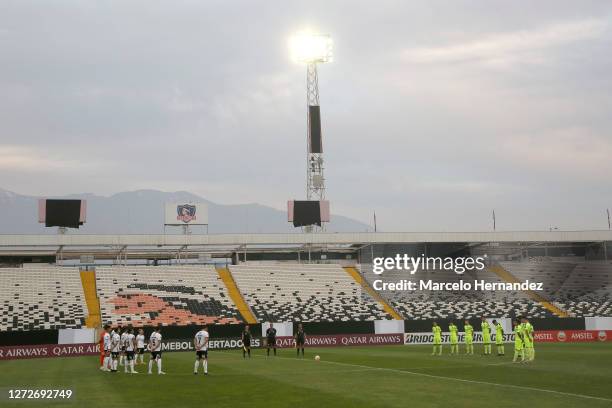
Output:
166,367,379,377
224,352,611,403
227,351,518,371
138,351,612,403
311,358,612,403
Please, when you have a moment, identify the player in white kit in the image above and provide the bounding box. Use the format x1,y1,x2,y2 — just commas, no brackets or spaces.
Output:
193,325,210,375
136,329,146,365
148,328,165,375
101,325,111,372
124,328,138,373
110,329,121,372
119,327,128,366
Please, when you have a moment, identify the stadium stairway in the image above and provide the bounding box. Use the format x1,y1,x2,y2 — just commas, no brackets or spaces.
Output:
343,266,403,320
488,264,569,317
79,270,102,328
216,267,258,324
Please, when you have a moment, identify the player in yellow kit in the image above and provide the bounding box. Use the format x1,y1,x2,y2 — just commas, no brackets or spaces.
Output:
431,321,442,356
492,319,505,356
513,319,525,363
481,317,492,355
521,317,535,362
448,322,459,355
464,320,474,355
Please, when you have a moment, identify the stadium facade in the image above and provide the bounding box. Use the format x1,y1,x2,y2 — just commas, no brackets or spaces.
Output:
1,230,611,352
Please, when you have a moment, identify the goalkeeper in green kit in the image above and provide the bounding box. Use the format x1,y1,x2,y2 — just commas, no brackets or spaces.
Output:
492,319,505,356
448,321,459,355
522,317,535,362
431,321,442,356
513,319,525,363
481,317,492,355
464,320,474,355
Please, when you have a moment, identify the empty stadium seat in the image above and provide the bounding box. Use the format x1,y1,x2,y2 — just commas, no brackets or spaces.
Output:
230,263,390,322
499,261,612,317
360,264,556,320
0,266,88,331
95,266,243,326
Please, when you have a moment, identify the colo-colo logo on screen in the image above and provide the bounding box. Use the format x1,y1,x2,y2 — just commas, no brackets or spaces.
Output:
176,204,197,223
372,254,487,275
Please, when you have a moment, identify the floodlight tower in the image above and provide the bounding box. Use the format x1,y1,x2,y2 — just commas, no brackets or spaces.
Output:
290,32,333,208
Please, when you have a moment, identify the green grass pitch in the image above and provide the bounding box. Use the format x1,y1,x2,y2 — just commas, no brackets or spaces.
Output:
1,343,611,407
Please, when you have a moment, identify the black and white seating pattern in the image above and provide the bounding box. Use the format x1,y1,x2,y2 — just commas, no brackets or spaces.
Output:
95,266,243,326
548,263,612,317
499,261,576,300
361,264,555,319
557,299,612,317
2,259,611,332
230,264,390,322
499,261,612,317
0,266,87,331
390,296,554,320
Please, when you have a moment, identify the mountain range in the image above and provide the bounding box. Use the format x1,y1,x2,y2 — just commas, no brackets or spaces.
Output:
0,188,370,234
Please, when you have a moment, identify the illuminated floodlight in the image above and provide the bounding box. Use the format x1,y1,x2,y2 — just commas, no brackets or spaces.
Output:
289,32,333,63
288,29,332,232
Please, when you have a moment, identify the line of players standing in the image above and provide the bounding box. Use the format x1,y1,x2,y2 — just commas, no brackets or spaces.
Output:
99,322,309,375
100,325,165,375
431,316,535,362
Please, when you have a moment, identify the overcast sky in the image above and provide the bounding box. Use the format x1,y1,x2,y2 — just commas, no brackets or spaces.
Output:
1,1,611,232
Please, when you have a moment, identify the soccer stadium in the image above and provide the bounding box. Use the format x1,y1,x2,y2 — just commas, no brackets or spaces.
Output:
1,233,612,407
2,2,612,408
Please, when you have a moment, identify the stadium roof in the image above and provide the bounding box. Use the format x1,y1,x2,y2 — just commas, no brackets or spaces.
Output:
1,230,612,247
1,231,610,262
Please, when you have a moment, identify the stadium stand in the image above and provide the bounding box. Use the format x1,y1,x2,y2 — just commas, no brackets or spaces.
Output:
559,299,612,317
216,267,258,323
498,261,576,300
80,270,101,328
361,265,556,320
552,262,611,317
488,264,568,317
389,296,555,320
344,266,403,320
0,266,88,331
230,263,391,322
499,261,612,317
2,258,611,332
95,266,244,326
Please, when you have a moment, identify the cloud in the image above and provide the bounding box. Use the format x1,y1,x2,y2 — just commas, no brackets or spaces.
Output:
0,145,103,173
402,19,607,65
0,2,611,230
0,146,70,171
500,127,612,177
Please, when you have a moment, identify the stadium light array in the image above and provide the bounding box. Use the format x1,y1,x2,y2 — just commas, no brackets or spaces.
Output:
288,30,332,233
289,31,333,64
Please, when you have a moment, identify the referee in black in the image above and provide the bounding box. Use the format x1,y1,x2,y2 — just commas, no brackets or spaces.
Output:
266,323,277,357
295,323,306,357
241,325,252,359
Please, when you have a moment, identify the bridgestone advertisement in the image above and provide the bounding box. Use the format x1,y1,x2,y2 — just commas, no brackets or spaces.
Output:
404,332,512,345
403,330,612,345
